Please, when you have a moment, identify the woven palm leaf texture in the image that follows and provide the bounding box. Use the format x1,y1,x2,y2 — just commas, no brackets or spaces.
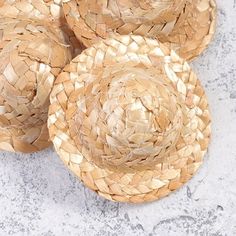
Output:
48,35,211,203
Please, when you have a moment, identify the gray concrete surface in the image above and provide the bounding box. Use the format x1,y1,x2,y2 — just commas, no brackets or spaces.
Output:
0,0,235,235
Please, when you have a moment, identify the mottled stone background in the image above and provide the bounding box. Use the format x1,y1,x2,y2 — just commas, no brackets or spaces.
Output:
0,0,235,235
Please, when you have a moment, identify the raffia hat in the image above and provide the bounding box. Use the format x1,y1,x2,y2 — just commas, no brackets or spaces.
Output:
63,0,216,61
0,18,72,153
0,0,84,57
48,35,211,203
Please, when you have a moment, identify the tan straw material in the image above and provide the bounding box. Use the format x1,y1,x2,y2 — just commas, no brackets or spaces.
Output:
0,0,64,20
0,0,84,57
48,35,211,203
0,18,72,153
63,0,216,61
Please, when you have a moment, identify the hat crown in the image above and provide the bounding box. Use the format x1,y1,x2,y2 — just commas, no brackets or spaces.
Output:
75,65,184,170
102,0,186,24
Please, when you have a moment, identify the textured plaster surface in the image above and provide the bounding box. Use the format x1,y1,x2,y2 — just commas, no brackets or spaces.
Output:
0,0,235,235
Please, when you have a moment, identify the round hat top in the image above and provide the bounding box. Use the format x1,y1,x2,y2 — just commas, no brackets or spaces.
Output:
100,0,186,24
69,63,185,171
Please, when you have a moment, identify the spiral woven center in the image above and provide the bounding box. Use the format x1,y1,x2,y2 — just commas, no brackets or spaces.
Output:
72,65,184,170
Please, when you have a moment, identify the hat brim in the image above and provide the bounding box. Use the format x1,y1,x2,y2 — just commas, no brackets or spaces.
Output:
63,0,216,61
159,0,217,61
48,35,211,203
0,124,51,153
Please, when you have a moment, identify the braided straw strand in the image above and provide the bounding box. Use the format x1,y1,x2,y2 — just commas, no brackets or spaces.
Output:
63,0,216,61
48,35,211,203
0,18,72,153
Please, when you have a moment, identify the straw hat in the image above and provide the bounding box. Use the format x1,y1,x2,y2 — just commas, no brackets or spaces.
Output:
0,0,84,57
0,18,72,153
48,35,211,203
63,0,216,61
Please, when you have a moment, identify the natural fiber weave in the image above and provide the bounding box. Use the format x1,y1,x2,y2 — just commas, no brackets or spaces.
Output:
0,0,63,20
48,35,211,203
0,0,84,57
0,18,72,153
63,0,216,61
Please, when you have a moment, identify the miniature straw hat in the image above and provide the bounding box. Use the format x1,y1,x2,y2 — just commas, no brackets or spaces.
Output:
0,18,72,153
48,35,211,203
63,0,216,61
0,0,84,57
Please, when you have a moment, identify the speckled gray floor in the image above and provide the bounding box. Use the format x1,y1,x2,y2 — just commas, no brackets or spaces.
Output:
0,1,235,235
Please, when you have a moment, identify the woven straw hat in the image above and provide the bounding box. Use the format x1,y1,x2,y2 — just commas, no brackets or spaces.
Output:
63,0,216,61
0,0,84,57
48,35,211,203
0,18,72,153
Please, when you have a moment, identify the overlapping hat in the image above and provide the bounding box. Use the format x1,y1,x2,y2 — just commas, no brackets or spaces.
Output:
0,18,72,153
0,0,86,152
0,0,84,57
48,35,211,203
63,0,216,61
